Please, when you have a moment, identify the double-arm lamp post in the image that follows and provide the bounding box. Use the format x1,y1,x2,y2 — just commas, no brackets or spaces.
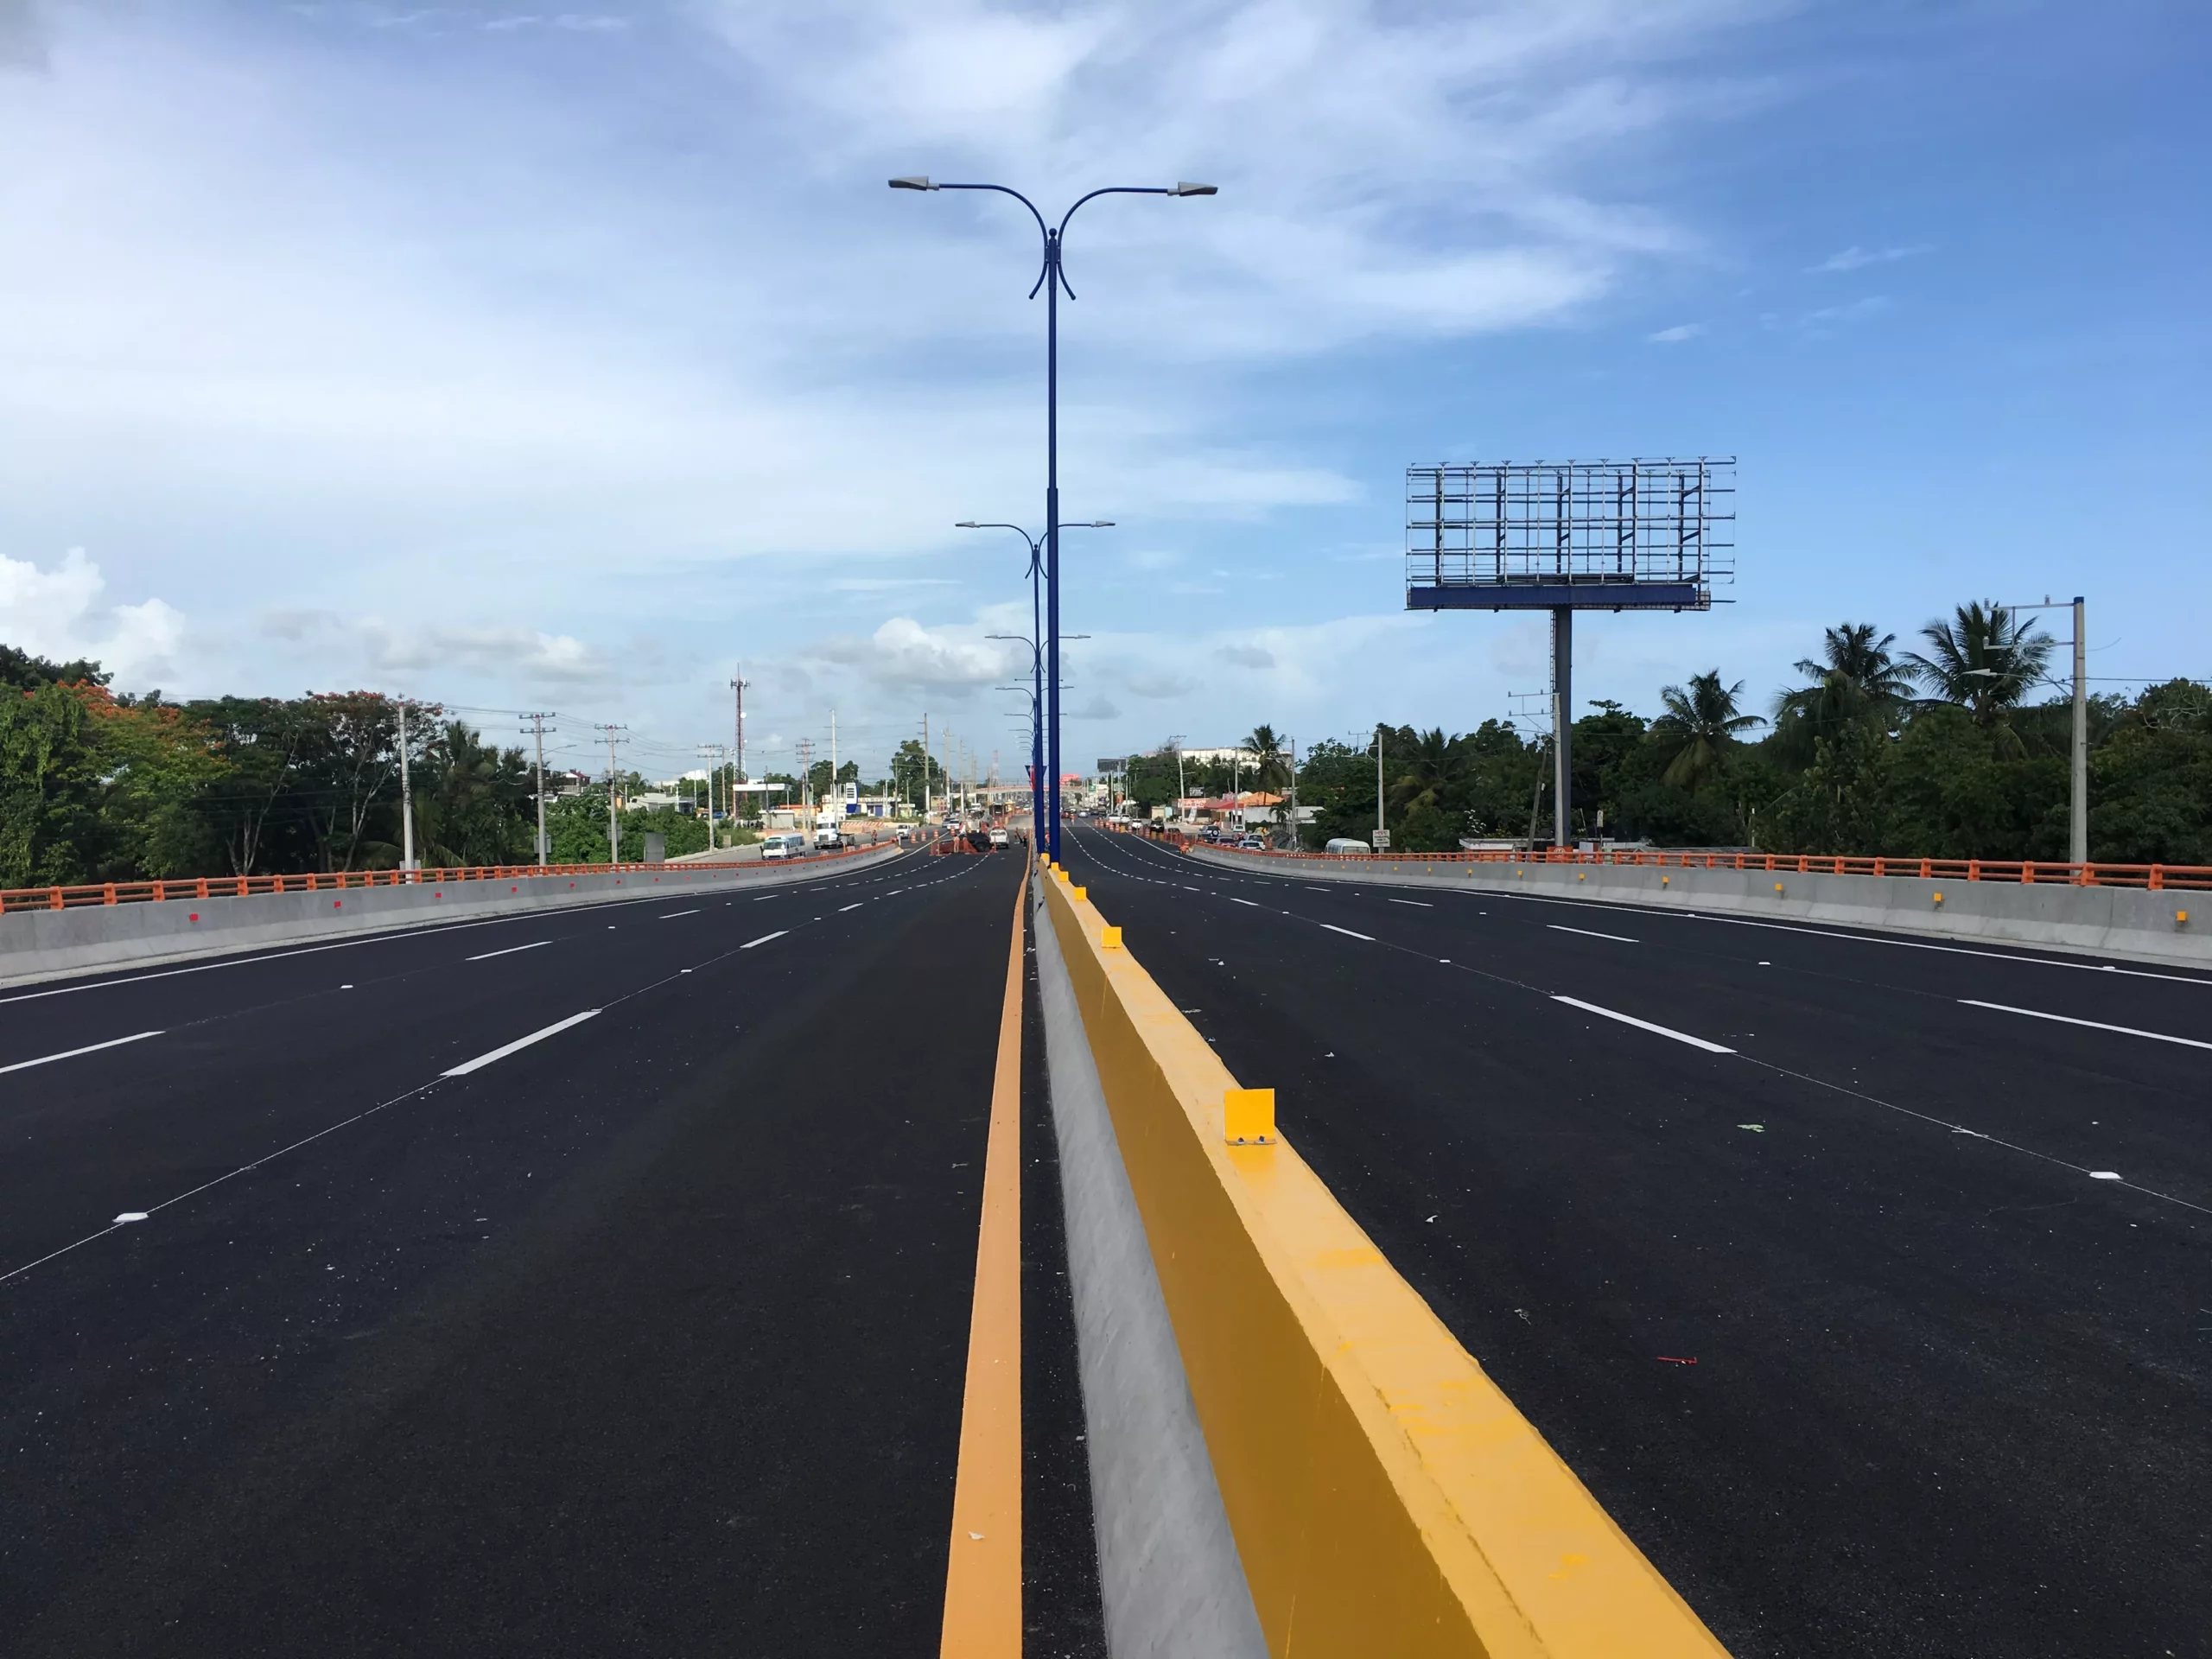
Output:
989,631,1090,848
963,520,1109,850
894,175,1215,861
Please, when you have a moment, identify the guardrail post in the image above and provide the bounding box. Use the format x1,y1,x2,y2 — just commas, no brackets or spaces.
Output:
2150,865,2164,890
49,887,62,910
2023,861,2036,885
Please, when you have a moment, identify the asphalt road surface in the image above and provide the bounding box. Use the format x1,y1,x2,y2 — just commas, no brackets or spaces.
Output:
1062,824,2210,1659
2,846,1075,1656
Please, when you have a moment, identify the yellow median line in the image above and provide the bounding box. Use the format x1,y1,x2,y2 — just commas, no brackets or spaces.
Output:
938,861,1028,1657
1042,869,1729,1658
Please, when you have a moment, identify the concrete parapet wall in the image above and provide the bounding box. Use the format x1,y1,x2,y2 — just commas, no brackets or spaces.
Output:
1039,864,1725,1658
1187,847,2209,969
0,845,899,988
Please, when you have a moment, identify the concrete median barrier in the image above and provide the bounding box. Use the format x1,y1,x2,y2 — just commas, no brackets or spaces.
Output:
0,844,899,988
1038,866,1726,1659
1188,846,2210,969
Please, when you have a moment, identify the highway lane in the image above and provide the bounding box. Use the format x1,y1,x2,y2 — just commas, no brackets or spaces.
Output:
3,847,1036,1656
0,850,951,1275
1063,825,2211,1659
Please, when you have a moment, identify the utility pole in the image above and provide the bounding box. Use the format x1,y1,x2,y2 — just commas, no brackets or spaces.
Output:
396,697,417,874
1287,735,1299,849
796,737,816,823
697,743,728,850
521,712,555,865
2071,594,2088,866
1375,726,1386,848
595,724,628,861
830,709,839,825
731,668,748,783
922,713,930,819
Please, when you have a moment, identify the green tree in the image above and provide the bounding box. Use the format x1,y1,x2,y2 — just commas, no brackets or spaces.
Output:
1651,672,1761,791
0,680,105,887
415,721,532,867
1903,601,2056,740
1771,622,1913,766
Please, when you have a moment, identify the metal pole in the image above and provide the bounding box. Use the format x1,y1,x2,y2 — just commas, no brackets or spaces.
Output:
1046,231,1063,863
1033,542,1045,854
397,698,416,874
526,713,550,865
1551,607,1573,848
2071,594,2088,866
1376,727,1385,844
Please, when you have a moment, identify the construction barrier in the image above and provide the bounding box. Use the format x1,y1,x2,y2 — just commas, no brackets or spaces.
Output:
1039,869,1726,1659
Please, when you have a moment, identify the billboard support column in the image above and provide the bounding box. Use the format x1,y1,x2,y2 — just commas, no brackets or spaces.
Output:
1551,607,1573,849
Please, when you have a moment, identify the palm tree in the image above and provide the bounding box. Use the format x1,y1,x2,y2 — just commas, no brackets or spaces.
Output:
416,721,531,866
1772,622,1912,764
1241,724,1288,793
1652,671,1761,791
1903,601,2055,728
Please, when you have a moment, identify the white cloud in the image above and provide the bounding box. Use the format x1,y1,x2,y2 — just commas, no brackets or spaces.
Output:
815,616,1023,692
1216,643,1275,669
1808,244,1930,273
0,547,185,683
1649,322,1702,343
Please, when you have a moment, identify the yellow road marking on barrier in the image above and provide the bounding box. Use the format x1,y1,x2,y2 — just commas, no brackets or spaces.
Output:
938,864,1027,1658
1042,874,1729,1658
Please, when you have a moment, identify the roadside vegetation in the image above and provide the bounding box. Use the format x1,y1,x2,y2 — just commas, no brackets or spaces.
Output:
1118,604,2212,863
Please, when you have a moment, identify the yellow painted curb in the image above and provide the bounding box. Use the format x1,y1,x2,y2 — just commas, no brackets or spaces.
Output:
1041,875,1728,1659
938,865,1028,1657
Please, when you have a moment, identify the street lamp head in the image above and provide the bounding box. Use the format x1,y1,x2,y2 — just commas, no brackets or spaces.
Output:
955,521,979,528
1170,181,1218,197
1068,521,1114,529
889,176,938,191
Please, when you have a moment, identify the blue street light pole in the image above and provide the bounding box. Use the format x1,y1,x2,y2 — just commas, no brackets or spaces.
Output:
895,175,1216,861
963,520,1109,852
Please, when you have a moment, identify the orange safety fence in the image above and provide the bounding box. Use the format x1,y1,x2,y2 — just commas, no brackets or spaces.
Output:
1104,822,2212,891
0,841,892,916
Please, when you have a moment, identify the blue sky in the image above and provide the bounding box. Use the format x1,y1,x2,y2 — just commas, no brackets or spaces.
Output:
1,1,2205,785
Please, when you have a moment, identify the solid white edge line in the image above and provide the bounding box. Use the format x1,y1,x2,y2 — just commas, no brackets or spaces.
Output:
1228,897,1260,907
1552,995,1734,1053
1957,999,2212,1051
0,1029,165,1076
441,1009,601,1077
1319,923,1375,941
465,940,552,961
741,931,788,950
1548,923,1639,944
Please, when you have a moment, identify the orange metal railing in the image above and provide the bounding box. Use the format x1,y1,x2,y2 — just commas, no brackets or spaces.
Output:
0,841,891,917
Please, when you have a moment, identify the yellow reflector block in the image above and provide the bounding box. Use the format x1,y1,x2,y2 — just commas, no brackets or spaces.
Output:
1072,886,1088,901
1101,925,1123,949
1224,1087,1276,1145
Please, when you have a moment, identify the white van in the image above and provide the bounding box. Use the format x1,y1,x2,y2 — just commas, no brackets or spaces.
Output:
1324,836,1372,855
760,831,806,861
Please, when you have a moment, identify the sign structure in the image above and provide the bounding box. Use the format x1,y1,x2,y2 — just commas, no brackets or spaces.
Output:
1405,457,1736,847
1405,457,1732,613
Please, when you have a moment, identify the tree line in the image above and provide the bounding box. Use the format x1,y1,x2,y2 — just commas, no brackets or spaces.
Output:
0,645,723,887
1130,604,2212,864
